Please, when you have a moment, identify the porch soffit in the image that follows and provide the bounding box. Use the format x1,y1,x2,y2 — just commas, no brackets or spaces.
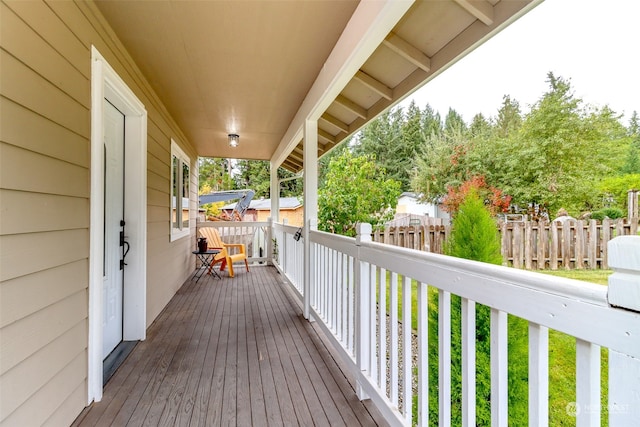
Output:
94,0,541,172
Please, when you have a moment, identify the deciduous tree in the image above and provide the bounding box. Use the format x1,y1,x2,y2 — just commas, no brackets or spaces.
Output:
318,150,401,236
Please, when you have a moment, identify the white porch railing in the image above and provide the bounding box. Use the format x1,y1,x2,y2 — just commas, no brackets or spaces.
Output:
272,222,640,427
272,221,305,296
197,220,271,264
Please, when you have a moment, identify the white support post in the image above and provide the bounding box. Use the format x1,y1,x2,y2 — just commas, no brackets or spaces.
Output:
270,161,280,224
355,222,372,400
608,236,640,311
303,120,318,320
266,217,273,265
607,235,640,425
282,218,288,273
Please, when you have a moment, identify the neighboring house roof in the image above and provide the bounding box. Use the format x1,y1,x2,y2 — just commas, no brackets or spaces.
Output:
399,192,419,199
222,197,302,211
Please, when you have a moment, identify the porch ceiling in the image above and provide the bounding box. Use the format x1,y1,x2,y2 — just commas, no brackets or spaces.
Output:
95,0,540,172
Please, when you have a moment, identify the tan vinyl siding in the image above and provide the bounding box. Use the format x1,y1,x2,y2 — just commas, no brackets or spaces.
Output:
1,0,198,425
0,260,87,329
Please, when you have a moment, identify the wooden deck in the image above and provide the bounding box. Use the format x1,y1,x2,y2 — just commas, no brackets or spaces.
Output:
73,266,387,426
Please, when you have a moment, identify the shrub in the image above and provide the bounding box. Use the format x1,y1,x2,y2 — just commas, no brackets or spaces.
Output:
429,191,519,426
591,207,625,221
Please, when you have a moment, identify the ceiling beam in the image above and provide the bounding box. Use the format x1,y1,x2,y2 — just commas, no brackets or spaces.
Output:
289,149,303,163
382,32,431,72
318,128,336,144
282,158,301,172
271,0,415,168
453,0,494,26
353,70,393,100
335,94,367,119
320,113,350,133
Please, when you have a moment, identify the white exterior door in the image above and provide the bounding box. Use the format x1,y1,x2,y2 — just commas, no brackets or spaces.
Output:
102,99,125,359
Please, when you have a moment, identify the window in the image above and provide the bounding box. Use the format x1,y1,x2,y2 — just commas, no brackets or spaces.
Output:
171,139,191,241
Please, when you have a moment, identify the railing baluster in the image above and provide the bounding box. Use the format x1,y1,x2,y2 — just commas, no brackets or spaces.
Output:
529,322,549,427
336,249,341,332
311,242,317,309
348,255,354,355
340,253,347,343
439,290,451,427
576,339,601,427
335,249,340,332
462,298,476,426
417,282,428,426
390,272,399,406
379,268,387,392
491,308,508,427
370,264,378,382
402,275,412,424
271,224,636,427
330,248,335,330
335,250,341,339
322,245,328,318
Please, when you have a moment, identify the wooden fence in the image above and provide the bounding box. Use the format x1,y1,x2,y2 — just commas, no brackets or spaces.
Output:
372,218,639,270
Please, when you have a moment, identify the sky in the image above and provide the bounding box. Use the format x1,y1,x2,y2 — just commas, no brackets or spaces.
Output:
403,0,640,124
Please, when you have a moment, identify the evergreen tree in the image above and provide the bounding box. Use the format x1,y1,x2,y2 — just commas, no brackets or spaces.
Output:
628,111,639,135
421,103,443,140
444,108,467,136
397,100,426,189
469,113,493,139
198,157,235,193
354,107,410,188
495,95,522,138
429,191,527,426
235,160,271,197
234,160,303,198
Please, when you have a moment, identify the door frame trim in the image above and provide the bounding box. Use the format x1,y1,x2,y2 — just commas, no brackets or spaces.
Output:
89,46,147,403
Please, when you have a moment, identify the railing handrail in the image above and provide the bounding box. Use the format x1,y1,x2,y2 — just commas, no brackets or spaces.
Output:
275,224,640,426
308,228,639,359
198,220,270,228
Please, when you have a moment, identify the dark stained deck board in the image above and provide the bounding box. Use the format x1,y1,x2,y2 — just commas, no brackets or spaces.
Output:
74,268,206,427
73,265,387,427
241,270,268,425
187,267,229,427
253,268,303,426
259,272,332,426
263,269,368,426
176,267,227,427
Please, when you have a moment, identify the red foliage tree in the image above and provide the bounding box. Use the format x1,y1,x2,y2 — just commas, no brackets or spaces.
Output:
442,175,511,215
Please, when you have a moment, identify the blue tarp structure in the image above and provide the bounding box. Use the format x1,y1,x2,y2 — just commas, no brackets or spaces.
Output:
198,190,255,220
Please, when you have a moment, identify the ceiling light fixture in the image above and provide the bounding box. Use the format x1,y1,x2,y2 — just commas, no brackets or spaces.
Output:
228,133,239,148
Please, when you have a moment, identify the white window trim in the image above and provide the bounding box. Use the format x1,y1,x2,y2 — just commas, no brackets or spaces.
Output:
171,139,191,241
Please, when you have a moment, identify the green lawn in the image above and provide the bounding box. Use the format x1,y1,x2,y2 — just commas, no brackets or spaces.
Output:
381,268,611,426
539,269,612,286
540,269,610,426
